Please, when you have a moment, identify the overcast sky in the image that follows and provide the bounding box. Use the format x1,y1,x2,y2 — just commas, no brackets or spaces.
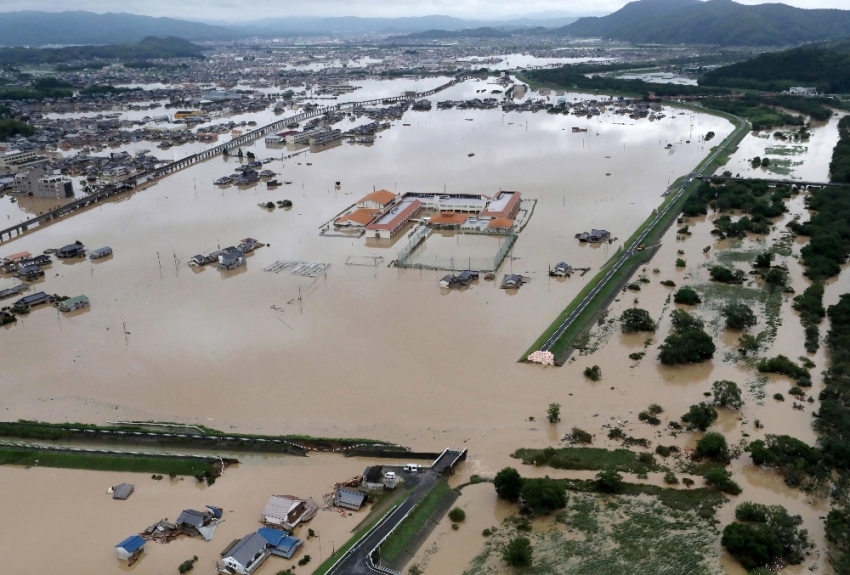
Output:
1,0,848,21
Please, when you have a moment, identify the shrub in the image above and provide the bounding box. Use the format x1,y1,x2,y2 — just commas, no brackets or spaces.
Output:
547,403,561,423
737,333,760,356
709,265,745,284
723,503,811,569
660,280,676,287
648,404,663,414
482,528,492,536
655,445,672,457
674,286,702,305
664,471,679,485
675,258,686,267
681,402,718,431
638,411,660,425
704,468,742,494
494,467,523,502
297,555,311,566
757,355,810,379
521,477,567,514
695,432,730,462
594,469,624,494
658,329,716,365
682,477,694,487
620,308,657,333
774,393,785,401
721,522,782,570
502,536,533,567
448,507,466,522
764,268,787,286
712,380,744,409
608,428,625,440
722,303,758,330
670,309,704,333
570,427,592,444
583,365,601,381
754,251,774,268
628,352,645,360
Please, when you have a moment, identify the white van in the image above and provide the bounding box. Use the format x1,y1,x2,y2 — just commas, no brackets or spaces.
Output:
403,464,421,473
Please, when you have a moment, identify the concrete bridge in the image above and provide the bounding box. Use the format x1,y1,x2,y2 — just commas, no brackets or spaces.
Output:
0,75,469,244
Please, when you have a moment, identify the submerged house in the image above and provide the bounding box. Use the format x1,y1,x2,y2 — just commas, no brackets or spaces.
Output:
577,229,611,243
56,243,86,258
13,291,54,308
58,295,90,312
550,262,573,277
89,246,113,259
261,495,318,531
257,528,302,559
115,535,146,562
220,532,270,575
111,483,134,500
218,251,246,270
16,264,44,280
501,274,526,289
439,270,479,289
334,487,367,511
176,508,220,541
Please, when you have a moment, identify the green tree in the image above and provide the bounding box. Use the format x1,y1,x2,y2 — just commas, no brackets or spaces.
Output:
520,477,567,514
722,303,758,330
448,507,466,522
722,522,783,570
754,251,774,269
502,536,533,567
704,468,742,494
738,333,760,356
712,380,744,409
695,431,730,461
620,308,657,333
658,330,716,365
547,403,561,423
494,467,523,502
681,402,718,431
594,469,624,494
673,286,702,305
670,308,704,333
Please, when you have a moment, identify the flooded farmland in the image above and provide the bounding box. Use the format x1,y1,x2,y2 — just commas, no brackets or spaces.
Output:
4,77,843,574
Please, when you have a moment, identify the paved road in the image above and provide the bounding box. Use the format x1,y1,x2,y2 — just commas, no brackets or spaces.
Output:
539,116,750,354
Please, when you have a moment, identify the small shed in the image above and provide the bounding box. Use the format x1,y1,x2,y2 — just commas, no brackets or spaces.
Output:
115,535,145,562
111,483,134,500
335,487,367,511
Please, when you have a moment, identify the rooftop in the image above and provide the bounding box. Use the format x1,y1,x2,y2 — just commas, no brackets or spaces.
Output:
358,189,396,206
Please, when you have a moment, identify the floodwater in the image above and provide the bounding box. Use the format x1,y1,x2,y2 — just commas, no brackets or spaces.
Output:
9,76,825,574
0,453,409,574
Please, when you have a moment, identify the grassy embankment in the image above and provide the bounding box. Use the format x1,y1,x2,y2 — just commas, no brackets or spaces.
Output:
379,481,454,564
519,100,748,360
0,447,216,477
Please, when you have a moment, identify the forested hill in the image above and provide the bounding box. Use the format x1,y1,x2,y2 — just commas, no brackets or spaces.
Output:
700,40,850,93
556,0,850,46
401,27,511,39
0,37,206,67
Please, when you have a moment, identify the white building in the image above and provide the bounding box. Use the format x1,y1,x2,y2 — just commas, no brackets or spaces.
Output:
15,165,73,199
0,149,38,169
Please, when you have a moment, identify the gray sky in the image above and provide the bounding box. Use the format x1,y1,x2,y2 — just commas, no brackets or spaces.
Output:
1,0,848,21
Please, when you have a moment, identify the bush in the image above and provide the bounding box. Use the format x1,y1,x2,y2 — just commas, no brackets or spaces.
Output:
704,468,742,494
722,303,758,330
673,286,702,305
757,355,810,379
774,393,785,401
638,411,660,425
723,503,811,569
547,403,561,423
502,536,533,567
648,404,663,414
494,467,523,502
448,507,466,522
682,477,694,487
737,333,760,356
675,258,686,267
670,309,704,333
695,432,730,462
721,522,783,570
664,471,679,485
583,365,601,381
660,280,676,287
570,427,592,444
655,445,672,457
681,402,718,431
178,558,197,574
754,251,774,268
709,265,745,284
658,329,716,365
620,308,657,333
521,477,567,514
594,469,624,494
712,380,744,410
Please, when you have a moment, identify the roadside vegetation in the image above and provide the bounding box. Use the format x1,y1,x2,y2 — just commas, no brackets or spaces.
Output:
831,115,850,184
788,184,850,280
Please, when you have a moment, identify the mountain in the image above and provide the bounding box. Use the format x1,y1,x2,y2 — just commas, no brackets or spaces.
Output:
700,39,850,93
556,0,850,46
240,15,472,35
0,11,234,46
0,37,206,67
401,27,512,40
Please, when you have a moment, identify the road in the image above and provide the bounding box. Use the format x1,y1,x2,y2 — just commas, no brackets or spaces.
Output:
539,114,749,354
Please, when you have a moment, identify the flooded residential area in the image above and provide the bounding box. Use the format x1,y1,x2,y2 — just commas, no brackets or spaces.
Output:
2,3,850,575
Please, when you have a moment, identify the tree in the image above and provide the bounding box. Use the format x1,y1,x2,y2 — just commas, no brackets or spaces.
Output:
448,507,466,522
709,265,745,284
670,309,704,333
520,477,567,514
494,467,523,502
620,308,657,333
724,503,811,568
673,286,702,305
237,148,243,157
712,380,744,409
583,365,601,381
681,402,718,431
764,268,787,286
754,251,774,269
547,403,561,423
722,303,758,330
695,431,730,461
594,469,624,493
658,329,716,365
738,333,760,356
502,536,533,567
722,522,783,570
704,468,741,494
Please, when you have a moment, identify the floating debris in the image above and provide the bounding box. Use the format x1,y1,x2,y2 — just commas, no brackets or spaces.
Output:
263,260,331,277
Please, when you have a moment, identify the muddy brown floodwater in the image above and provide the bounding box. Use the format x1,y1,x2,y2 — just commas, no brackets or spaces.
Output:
6,78,840,574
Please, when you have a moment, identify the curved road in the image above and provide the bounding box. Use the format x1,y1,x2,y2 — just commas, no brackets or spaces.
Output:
540,114,749,353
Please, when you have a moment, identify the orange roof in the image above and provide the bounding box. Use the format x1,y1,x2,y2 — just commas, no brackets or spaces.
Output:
335,208,379,226
4,251,32,262
358,189,396,206
487,218,515,229
429,212,468,225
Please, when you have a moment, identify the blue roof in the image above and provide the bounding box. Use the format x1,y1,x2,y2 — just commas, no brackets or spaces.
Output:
116,535,145,553
258,528,302,551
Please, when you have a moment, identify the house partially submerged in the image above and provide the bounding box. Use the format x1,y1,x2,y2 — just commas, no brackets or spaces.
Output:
218,251,246,270
16,264,44,281
56,243,86,258
334,487,367,511
257,528,303,559
577,229,611,243
111,483,134,500
58,295,90,312
220,532,270,575
176,508,220,541
261,495,318,531
501,274,527,289
89,246,113,259
439,270,479,289
549,262,574,277
115,535,145,563
13,291,54,308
